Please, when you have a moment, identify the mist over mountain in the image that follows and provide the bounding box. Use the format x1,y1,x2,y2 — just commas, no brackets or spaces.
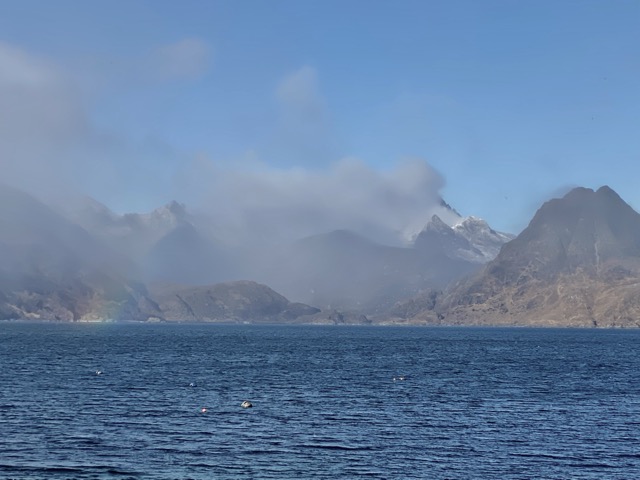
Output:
1,4,638,327
54,186,510,314
1,176,515,321
0,185,160,321
263,228,478,313
58,196,193,261
178,158,463,248
6,182,640,327
0,184,368,322
143,223,226,285
56,196,234,286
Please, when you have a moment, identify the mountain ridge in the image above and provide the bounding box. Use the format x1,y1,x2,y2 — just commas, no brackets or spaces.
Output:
16,183,639,326
424,185,640,327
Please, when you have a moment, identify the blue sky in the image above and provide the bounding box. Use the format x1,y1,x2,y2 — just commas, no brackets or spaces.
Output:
0,0,638,236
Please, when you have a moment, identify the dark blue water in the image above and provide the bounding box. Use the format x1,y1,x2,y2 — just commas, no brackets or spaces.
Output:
1,324,639,479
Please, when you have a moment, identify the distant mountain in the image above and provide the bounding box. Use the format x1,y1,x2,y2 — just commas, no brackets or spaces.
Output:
267,229,478,314
262,202,513,314
56,192,510,315
430,186,640,327
142,222,233,285
414,215,514,263
0,185,161,321
149,280,367,324
60,197,192,260
452,216,515,259
0,180,539,324
0,186,362,323
59,197,231,285
14,183,640,327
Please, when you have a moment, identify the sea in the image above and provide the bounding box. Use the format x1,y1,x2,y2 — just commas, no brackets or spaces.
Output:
1,323,639,480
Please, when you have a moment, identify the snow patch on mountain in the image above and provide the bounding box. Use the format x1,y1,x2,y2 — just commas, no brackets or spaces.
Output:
452,216,515,261
414,214,514,263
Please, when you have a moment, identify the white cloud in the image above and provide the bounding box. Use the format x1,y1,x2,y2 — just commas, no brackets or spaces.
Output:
276,65,325,120
0,42,88,194
0,43,454,248
152,38,211,80
0,43,59,87
182,156,454,246
0,39,211,203
72,38,212,94
268,66,338,166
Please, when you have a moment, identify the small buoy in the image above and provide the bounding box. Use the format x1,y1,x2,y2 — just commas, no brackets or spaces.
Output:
241,401,253,409
95,370,103,376
189,382,197,387
200,407,208,413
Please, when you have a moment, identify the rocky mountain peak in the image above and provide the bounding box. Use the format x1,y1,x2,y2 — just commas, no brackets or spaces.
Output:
159,200,187,219
414,214,512,264
454,216,490,233
122,200,189,231
414,215,481,262
500,185,640,279
439,197,461,217
453,216,514,260
436,185,640,327
425,214,452,233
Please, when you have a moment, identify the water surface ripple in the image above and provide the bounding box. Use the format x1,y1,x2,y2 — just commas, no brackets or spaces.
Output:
1,324,639,479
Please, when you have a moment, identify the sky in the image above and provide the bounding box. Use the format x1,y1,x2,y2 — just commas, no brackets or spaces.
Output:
0,0,638,237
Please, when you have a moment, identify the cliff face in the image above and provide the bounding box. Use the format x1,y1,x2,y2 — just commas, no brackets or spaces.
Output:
433,186,640,327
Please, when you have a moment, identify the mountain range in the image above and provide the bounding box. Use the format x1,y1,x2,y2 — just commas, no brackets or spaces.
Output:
53,190,513,315
4,183,640,327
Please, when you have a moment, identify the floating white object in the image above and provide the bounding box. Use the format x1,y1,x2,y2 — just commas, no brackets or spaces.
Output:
241,401,253,408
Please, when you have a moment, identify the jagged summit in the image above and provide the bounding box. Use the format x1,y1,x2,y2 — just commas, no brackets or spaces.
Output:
413,214,513,264
498,185,640,278
155,200,188,221
453,215,491,231
401,196,463,244
439,197,461,217
426,214,451,232
452,216,514,260
123,200,189,229
414,214,481,262
436,186,640,327
7,181,640,326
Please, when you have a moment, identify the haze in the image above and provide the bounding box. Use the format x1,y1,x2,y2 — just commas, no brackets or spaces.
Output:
1,0,639,247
